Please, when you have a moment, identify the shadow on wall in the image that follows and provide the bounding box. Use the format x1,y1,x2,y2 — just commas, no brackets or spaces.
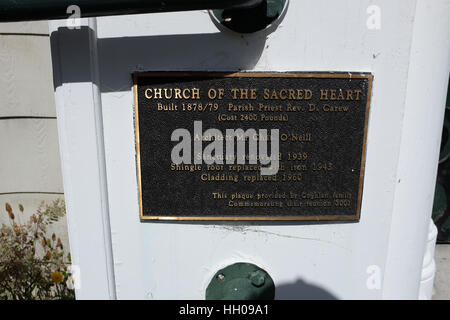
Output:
50,26,268,93
276,279,338,300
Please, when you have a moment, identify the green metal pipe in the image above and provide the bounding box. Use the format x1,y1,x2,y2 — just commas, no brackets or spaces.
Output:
0,0,262,22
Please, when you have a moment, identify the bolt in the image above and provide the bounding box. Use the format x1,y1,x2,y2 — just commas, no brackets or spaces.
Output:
217,273,225,281
250,270,265,287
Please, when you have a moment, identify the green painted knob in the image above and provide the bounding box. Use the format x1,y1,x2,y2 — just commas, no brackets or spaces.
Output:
206,263,275,300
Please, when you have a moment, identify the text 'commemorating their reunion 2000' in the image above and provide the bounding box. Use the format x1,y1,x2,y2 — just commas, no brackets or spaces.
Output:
133,72,373,221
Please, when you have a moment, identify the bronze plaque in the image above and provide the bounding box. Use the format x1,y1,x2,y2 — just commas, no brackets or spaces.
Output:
133,72,372,221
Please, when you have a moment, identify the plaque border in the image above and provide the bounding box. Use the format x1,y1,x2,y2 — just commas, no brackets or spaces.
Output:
133,72,373,221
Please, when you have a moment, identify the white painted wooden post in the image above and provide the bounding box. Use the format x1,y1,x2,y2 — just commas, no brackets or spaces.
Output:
49,0,450,299
49,18,116,299
383,0,450,299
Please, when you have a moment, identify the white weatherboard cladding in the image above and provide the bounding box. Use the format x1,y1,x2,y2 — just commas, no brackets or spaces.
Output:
50,0,450,299
0,20,70,293
0,35,56,117
0,119,63,193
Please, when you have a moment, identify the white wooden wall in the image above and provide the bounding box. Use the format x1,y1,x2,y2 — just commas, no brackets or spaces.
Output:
0,21,68,251
49,0,450,300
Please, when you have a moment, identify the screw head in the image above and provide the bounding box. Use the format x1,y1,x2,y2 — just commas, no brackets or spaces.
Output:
217,273,225,281
250,270,265,287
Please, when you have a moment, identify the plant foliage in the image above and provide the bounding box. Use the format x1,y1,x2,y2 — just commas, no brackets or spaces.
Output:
0,199,75,300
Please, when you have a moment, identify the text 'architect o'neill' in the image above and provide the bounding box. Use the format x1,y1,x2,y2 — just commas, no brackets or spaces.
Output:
171,121,280,175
